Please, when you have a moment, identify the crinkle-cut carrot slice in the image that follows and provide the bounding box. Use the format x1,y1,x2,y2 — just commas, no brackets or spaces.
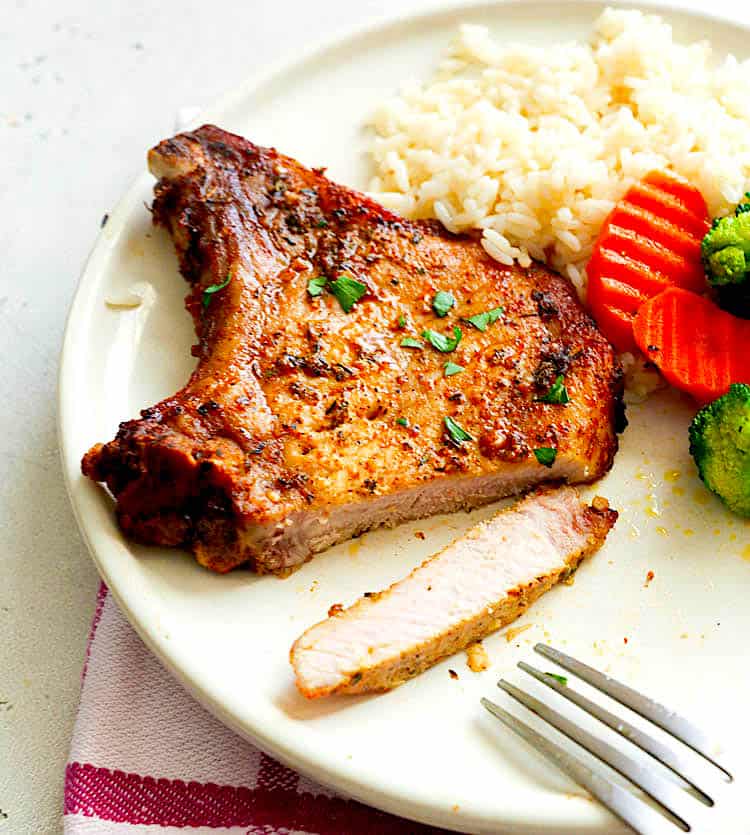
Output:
586,170,709,351
633,287,750,403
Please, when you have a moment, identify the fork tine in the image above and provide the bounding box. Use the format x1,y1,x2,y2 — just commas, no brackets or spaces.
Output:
498,680,697,831
481,697,679,835
535,644,732,780
519,661,714,803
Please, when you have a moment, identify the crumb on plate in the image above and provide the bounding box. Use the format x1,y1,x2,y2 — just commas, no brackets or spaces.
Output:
504,622,532,643
465,641,489,672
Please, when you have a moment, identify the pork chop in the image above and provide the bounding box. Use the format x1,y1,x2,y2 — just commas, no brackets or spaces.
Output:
291,487,617,697
82,125,623,575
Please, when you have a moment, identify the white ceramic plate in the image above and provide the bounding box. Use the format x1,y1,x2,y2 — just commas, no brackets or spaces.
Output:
60,2,750,832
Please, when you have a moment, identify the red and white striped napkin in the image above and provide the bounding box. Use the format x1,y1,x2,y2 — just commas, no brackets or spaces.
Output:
63,583,446,834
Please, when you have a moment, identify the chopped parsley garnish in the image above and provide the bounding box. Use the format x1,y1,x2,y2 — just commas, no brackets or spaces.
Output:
422,326,462,353
329,273,367,313
401,336,424,349
432,290,456,318
308,273,367,312
316,218,329,228
398,314,407,328
545,672,568,686
464,306,504,332
396,417,409,427
537,375,570,405
307,276,328,298
533,447,557,467
444,415,473,444
202,273,231,309
444,361,465,377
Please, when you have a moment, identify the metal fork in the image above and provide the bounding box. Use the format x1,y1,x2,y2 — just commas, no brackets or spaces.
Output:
481,644,740,834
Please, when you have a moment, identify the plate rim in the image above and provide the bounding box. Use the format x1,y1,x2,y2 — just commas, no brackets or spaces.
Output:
58,1,749,831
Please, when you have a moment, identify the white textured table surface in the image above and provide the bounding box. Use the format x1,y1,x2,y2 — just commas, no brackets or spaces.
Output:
0,2,405,831
0,0,740,833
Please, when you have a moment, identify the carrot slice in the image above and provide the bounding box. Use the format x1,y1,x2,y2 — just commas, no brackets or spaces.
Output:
643,170,710,220
587,170,709,352
633,287,750,403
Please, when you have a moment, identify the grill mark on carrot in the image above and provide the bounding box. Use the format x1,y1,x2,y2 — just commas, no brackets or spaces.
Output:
604,226,694,280
608,204,702,260
595,277,646,314
626,183,708,238
633,287,750,403
592,248,672,296
643,171,710,219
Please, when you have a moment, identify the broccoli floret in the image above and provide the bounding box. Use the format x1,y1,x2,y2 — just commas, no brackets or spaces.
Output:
701,209,750,287
689,383,750,516
735,192,750,216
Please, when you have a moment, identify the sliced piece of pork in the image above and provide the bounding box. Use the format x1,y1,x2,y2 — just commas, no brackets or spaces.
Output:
291,486,617,697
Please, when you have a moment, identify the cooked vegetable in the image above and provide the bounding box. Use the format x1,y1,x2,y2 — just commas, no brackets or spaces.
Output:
701,194,750,317
587,170,709,351
702,197,750,286
633,287,750,403
689,383,750,516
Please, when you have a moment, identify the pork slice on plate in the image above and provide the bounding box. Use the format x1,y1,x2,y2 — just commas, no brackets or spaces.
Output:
291,486,617,697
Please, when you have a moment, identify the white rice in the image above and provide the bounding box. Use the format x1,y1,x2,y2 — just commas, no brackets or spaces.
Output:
367,8,750,300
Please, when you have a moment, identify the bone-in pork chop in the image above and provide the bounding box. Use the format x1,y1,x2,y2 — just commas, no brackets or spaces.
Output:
291,487,617,697
82,125,623,575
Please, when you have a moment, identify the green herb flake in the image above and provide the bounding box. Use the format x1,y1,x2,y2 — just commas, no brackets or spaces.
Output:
329,273,367,313
432,290,456,318
307,276,328,298
537,375,570,405
202,273,231,309
444,361,465,377
444,415,473,444
401,336,424,349
464,306,504,332
397,314,407,329
533,447,557,467
422,326,462,353
545,672,568,686
316,218,329,228
396,417,409,427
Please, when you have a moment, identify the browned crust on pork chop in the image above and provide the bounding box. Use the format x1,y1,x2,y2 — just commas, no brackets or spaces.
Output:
82,125,623,575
